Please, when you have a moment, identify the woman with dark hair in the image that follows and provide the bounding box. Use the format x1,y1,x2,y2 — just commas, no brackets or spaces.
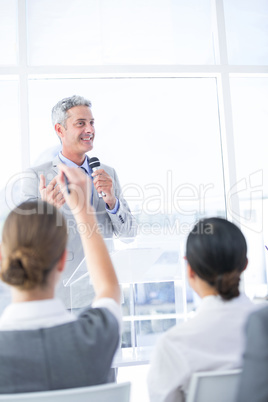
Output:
0,165,121,393
147,217,258,402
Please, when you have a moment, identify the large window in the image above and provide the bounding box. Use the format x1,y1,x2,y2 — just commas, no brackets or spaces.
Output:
27,0,214,66
0,0,267,397
230,77,268,296
0,0,17,65
224,0,268,65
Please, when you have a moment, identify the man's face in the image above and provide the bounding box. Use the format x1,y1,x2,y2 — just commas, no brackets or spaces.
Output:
58,105,95,157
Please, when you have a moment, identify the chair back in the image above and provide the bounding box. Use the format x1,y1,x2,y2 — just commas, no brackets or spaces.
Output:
0,381,131,402
186,369,241,402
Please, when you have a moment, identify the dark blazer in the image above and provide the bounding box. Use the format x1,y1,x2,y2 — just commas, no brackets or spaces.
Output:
0,307,119,394
236,305,268,402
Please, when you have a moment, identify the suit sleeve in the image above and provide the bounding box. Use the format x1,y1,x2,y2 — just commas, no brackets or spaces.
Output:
236,308,268,402
106,168,137,238
19,168,40,203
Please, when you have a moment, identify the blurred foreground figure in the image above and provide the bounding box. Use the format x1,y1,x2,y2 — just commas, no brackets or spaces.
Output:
0,166,121,393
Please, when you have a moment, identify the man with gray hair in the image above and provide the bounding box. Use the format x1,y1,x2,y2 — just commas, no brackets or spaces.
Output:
20,95,136,307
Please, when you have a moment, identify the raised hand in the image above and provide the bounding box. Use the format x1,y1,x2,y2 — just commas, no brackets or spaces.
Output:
39,174,65,209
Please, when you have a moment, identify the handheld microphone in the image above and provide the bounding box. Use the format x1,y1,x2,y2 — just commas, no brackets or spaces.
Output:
89,157,106,198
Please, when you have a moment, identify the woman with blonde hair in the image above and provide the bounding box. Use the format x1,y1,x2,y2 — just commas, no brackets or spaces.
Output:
0,165,121,393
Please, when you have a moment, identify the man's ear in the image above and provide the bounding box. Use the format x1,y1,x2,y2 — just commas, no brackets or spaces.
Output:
55,123,64,140
0,244,2,262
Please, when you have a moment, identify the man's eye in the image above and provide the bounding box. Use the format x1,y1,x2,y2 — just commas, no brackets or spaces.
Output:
90,121,94,126
77,122,84,126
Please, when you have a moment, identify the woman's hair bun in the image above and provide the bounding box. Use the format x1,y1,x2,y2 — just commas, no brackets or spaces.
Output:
215,271,241,300
1,200,67,290
1,247,44,290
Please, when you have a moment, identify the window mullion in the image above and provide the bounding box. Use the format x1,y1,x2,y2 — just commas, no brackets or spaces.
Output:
18,0,30,170
212,0,240,226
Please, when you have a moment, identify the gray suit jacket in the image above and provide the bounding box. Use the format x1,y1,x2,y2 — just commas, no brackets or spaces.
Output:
236,305,268,402
20,155,137,307
0,307,119,393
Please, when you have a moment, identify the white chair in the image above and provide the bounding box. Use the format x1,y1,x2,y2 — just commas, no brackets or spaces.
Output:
186,369,242,402
0,381,131,402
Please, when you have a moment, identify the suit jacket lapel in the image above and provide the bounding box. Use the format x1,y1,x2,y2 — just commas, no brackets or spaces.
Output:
92,188,100,210
52,155,61,175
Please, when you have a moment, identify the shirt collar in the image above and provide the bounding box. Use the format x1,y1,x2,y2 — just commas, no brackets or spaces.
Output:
0,299,70,325
58,152,90,174
196,292,249,313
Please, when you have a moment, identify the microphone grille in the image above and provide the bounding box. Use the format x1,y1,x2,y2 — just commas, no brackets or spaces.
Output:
89,157,100,169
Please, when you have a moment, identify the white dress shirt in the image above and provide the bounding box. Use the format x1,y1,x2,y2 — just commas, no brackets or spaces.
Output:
0,297,121,331
147,293,258,402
